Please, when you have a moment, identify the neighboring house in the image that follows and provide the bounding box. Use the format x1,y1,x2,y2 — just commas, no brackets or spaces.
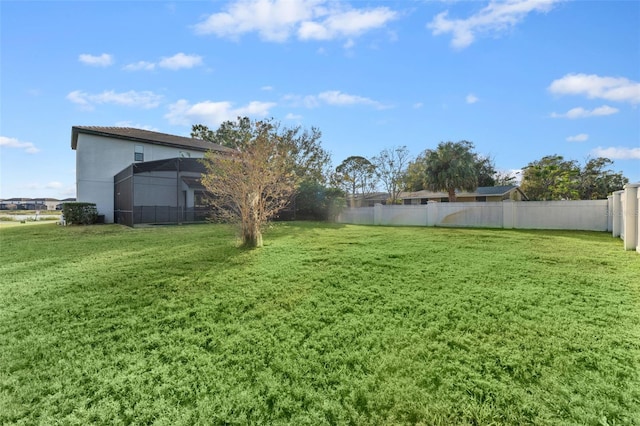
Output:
72,126,231,225
400,186,529,204
0,198,61,210
351,186,528,207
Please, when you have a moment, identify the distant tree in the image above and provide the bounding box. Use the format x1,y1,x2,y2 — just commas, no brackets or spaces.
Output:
372,146,412,204
578,157,628,199
192,118,252,149
403,150,428,192
201,119,298,247
333,156,378,207
493,171,518,186
295,180,346,221
421,140,480,202
475,155,497,187
520,155,580,200
193,118,331,185
404,143,495,196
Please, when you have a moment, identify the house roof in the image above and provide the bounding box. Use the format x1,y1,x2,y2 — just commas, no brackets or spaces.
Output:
401,186,527,199
71,126,233,153
358,186,528,200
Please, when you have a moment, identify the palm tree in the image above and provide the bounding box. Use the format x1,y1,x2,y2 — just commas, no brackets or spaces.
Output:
424,141,478,202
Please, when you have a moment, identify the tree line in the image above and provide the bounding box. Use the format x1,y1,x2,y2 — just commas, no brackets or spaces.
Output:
193,117,628,247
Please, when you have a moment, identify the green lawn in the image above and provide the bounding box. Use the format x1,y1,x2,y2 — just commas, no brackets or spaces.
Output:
1,222,639,425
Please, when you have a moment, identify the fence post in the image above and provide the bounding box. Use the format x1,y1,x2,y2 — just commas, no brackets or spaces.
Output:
374,203,382,226
612,190,623,238
503,200,514,229
637,186,640,253
426,201,437,227
607,195,613,232
623,183,639,250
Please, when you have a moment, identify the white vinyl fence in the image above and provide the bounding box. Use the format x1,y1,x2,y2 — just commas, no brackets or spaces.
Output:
337,183,640,252
610,183,639,252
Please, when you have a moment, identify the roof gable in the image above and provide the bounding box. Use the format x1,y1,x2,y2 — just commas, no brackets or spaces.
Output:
71,126,232,153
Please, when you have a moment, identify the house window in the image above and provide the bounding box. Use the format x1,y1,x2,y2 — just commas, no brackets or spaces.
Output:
179,151,191,158
403,199,412,205
475,196,487,202
134,145,144,162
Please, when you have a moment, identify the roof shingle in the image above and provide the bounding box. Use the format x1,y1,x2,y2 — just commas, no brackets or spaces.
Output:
71,126,233,153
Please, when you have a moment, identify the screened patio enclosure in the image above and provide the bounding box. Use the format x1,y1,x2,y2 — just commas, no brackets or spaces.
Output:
114,158,209,227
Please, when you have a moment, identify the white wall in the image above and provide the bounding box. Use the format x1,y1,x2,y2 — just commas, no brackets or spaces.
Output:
337,200,609,231
75,134,205,222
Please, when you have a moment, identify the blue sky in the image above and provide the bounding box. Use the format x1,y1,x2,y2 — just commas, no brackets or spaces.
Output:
1,0,639,199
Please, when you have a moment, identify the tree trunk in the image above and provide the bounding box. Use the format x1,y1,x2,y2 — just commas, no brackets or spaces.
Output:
448,187,457,202
242,192,263,248
242,223,263,247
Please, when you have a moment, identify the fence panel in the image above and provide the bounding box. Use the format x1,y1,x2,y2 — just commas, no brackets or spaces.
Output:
337,186,639,253
511,200,608,231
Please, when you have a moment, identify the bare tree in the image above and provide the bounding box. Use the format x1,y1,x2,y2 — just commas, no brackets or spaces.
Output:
201,120,297,248
372,146,411,204
333,156,378,207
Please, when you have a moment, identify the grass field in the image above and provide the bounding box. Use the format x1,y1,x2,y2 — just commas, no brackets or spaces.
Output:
1,222,639,425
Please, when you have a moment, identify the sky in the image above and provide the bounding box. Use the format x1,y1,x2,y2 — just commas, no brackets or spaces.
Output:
1,0,639,200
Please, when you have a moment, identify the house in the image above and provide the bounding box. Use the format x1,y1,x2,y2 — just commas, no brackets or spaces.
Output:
72,126,232,225
351,186,528,207
400,186,528,204
0,198,62,210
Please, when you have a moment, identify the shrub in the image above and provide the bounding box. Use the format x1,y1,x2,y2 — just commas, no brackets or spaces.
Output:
295,180,346,221
62,202,98,225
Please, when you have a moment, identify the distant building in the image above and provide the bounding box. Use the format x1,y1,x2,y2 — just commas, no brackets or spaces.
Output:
0,197,71,210
351,186,528,207
71,126,231,225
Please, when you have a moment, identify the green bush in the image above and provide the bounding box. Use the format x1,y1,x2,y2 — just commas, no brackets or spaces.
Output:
294,180,346,221
62,202,98,225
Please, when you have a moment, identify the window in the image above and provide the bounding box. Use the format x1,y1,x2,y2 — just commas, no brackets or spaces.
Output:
134,145,144,162
475,196,487,202
179,151,191,158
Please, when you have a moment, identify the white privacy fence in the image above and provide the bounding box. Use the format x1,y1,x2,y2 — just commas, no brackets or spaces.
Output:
337,183,640,252
609,183,639,252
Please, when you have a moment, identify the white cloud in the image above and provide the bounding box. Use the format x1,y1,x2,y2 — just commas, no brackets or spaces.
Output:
46,181,63,189
413,102,423,109
123,53,203,71
566,133,588,142
79,53,114,67
548,73,640,104
66,90,163,110
591,146,640,160
285,112,303,120
114,121,159,131
0,136,40,154
466,93,479,104
158,53,203,70
298,90,388,109
298,7,398,41
193,0,397,43
123,61,156,71
550,105,619,119
261,85,274,91
165,99,276,126
428,0,560,49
